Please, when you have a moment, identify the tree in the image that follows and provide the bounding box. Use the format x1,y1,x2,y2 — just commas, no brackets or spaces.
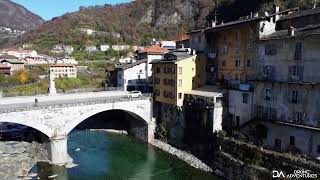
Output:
14,70,29,84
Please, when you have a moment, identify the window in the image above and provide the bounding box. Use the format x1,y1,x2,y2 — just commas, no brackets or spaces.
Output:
178,67,182,74
154,78,160,84
222,46,228,54
294,42,302,60
265,88,272,101
317,145,320,153
288,66,303,81
235,74,239,80
242,93,249,104
247,43,252,51
295,112,304,124
274,139,281,150
235,31,239,41
138,75,141,80
235,59,240,67
290,136,295,146
198,35,202,43
178,93,182,99
291,90,298,104
163,67,167,73
235,116,240,128
154,89,160,96
222,60,226,67
192,68,195,72
265,44,277,55
247,59,251,67
178,79,182,87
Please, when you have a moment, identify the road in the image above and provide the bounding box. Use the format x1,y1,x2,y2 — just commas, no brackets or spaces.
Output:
0,91,130,110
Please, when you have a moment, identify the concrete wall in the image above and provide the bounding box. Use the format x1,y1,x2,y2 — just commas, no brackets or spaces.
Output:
122,62,147,89
189,32,207,52
262,122,320,159
253,82,320,128
228,90,253,127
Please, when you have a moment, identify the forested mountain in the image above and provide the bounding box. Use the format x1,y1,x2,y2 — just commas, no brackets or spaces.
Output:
18,0,318,53
0,0,44,30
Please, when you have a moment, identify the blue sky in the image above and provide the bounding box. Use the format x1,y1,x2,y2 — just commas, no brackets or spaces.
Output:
11,0,132,21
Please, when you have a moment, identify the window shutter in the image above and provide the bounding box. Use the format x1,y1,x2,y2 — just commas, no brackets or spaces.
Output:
287,89,292,103
298,90,303,104
298,66,304,81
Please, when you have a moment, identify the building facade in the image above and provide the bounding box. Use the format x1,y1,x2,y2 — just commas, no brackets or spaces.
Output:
152,52,196,107
0,56,24,74
111,60,148,92
248,23,320,158
49,64,77,79
0,64,10,75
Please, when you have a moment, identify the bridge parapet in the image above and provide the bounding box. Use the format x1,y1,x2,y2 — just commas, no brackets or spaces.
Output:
0,95,151,114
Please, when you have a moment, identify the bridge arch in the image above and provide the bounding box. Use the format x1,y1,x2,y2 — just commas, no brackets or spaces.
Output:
65,108,149,141
0,120,53,138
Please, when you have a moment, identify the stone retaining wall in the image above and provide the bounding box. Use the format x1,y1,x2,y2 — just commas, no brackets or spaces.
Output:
150,139,213,172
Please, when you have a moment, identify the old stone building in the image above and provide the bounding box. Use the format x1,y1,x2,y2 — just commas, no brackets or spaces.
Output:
49,64,77,79
250,15,320,159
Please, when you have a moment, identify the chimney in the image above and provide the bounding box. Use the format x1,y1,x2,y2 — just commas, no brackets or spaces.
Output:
221,21,224,25
274,4,280,21
254,12,259,17
212,20,216,27
273,5,280,14
288,26,295,36
250,12,253,18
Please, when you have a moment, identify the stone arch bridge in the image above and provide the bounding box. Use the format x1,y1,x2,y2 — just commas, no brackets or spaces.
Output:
0,92,154,165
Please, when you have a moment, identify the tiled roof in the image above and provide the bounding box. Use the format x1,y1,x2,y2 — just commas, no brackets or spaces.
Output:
0,48,34,53
150,50,194,64
0,54,18,59
141,45,169,54
261,24,320,40
0,59,24,64
50,63,75,67
279,7,320,21
116,60,147,70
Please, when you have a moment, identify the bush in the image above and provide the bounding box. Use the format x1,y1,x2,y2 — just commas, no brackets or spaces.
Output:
217,130,227,139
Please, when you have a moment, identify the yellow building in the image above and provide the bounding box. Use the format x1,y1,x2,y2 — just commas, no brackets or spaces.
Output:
206,18,260,83
151,51,196,107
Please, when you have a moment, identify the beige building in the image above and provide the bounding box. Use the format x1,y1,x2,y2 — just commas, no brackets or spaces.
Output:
49,64,77,79
0,55,24,74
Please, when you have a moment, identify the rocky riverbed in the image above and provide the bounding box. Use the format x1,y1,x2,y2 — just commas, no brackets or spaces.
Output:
0,141,48,180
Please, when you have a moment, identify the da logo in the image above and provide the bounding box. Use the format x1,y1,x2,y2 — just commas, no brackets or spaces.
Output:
272,170,285,178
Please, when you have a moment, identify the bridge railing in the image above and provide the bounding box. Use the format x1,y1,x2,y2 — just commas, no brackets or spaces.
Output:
0,94,152,114
0,87,124,98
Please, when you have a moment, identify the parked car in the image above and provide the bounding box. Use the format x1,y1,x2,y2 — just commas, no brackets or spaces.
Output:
127,91,142,98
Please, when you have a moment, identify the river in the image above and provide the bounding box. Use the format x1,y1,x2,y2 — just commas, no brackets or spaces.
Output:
29,130,220,180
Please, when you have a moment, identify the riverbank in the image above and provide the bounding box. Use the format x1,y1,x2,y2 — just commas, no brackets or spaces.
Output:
150,139,214,173
0,141,48,179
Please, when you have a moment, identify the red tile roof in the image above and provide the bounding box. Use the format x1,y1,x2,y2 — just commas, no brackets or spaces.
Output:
141,45,168,54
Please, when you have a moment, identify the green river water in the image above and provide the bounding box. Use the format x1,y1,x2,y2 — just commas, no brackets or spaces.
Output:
30,131,220,180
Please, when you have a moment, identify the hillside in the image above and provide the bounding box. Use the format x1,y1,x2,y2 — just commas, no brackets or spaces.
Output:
0,0,44,30
0,0,44,47
19,0,318,53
